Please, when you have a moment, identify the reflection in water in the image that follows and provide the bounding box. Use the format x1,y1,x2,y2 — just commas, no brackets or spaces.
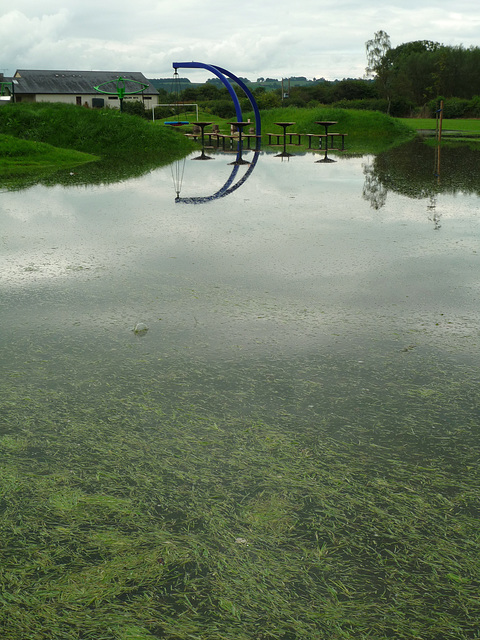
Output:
363,137,480,205
315,148,337,164
173,150,260,204
427,143,442,229
362,160,387,210
2,147,480,638
427,195,442,230
360,137,480,234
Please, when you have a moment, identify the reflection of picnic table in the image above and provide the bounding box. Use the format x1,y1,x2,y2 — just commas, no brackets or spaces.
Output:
227,121,252,165
190,122,214,160
212,133,261,150
272,122,297,158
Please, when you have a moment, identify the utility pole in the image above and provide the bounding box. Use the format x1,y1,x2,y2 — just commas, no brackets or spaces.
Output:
281,78,290,105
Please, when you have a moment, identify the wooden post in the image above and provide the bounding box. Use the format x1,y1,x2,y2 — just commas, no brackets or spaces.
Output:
438,99,444,143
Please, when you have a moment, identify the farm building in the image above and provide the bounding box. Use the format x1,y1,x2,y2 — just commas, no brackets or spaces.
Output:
12,70,159,109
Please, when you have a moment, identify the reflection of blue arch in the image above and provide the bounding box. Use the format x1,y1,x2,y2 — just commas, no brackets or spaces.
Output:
172,61,261,136
175,150,260,204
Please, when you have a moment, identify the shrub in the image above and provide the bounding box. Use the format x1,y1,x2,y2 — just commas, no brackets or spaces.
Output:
442,98,470,118
331,98,389,113
121,100,147,118
201,99,236,119
466,95,480,117
429,97,470,118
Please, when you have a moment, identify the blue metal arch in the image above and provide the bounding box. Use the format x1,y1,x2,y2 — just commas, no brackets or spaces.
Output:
172,61,261,136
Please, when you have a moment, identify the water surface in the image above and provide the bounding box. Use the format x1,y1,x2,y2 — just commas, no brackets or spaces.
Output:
2,143,479,410
1,140,479,638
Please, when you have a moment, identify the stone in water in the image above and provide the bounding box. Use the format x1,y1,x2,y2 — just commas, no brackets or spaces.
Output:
133,322,148,335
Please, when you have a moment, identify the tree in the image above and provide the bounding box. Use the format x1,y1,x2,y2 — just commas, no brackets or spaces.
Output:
365,30,391,78
365,30,392,111
384,40,441,104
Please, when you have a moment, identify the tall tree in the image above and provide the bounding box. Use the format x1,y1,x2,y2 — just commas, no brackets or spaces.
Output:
365,30,392,111
365,30,391,78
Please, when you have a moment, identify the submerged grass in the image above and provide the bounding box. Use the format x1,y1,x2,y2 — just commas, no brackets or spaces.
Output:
1,354,479,640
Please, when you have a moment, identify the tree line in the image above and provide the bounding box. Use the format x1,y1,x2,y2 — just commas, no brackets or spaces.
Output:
147,34,480,119
365,30,480,116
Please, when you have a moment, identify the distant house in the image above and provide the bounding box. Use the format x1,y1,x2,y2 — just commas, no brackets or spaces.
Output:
12,69,159,109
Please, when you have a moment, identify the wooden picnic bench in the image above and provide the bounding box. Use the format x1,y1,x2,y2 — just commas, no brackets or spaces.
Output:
305,132,348,150
212,133,261,150
267,132,303,145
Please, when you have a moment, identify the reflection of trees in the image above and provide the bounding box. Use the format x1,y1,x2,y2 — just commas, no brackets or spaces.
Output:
363,138,480,206
362,161,388,209
427,195,442,230
0,155,190,192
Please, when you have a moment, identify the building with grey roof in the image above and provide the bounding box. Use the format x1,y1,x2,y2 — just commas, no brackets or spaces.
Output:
12,70,159,109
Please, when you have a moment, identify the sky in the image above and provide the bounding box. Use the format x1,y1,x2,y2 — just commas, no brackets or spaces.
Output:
2,0,480,82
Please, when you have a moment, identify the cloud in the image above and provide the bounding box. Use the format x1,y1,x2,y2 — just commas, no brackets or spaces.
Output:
2,0,480,80
0,9,69,66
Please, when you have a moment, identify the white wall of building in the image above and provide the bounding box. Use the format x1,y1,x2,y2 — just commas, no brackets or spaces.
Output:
20,93,159,109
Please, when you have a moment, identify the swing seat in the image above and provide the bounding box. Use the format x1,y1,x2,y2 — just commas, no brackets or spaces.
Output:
164,121,189,126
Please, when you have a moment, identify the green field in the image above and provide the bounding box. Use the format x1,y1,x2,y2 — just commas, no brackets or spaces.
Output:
163,106,415,155
399,118,480,133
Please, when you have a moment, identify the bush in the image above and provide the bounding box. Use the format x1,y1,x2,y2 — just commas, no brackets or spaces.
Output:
331,98,389,113
466,95,480,117
428,97,470,118
201,99,236,119
121,100,147,118
442,98,470,118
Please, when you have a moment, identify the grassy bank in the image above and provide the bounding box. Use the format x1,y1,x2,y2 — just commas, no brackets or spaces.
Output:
399,118,480,133
0,103,415,185
163,107,415,155
0,103,195,183
0,134,98,174
256,107,415,154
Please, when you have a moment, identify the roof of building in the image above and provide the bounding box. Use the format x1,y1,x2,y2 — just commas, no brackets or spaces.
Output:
13,70,159,95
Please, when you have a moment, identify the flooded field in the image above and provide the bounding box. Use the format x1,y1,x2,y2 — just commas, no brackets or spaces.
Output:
1,140,479,639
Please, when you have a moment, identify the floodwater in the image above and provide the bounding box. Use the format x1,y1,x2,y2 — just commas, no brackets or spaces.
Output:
2,138,480,638
1,139,479,439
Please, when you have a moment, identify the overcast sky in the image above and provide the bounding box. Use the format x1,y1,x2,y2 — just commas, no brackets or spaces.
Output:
2,0,480,82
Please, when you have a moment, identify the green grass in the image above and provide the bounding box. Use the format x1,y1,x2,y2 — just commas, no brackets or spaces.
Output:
399,117,480,148
0,103,417,185
399,118,480,133
255,107,415,154
0,133,98,174
0,103,196,183
161,107,415,155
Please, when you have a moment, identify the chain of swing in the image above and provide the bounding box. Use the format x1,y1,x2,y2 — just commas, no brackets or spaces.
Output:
164,70,190,126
